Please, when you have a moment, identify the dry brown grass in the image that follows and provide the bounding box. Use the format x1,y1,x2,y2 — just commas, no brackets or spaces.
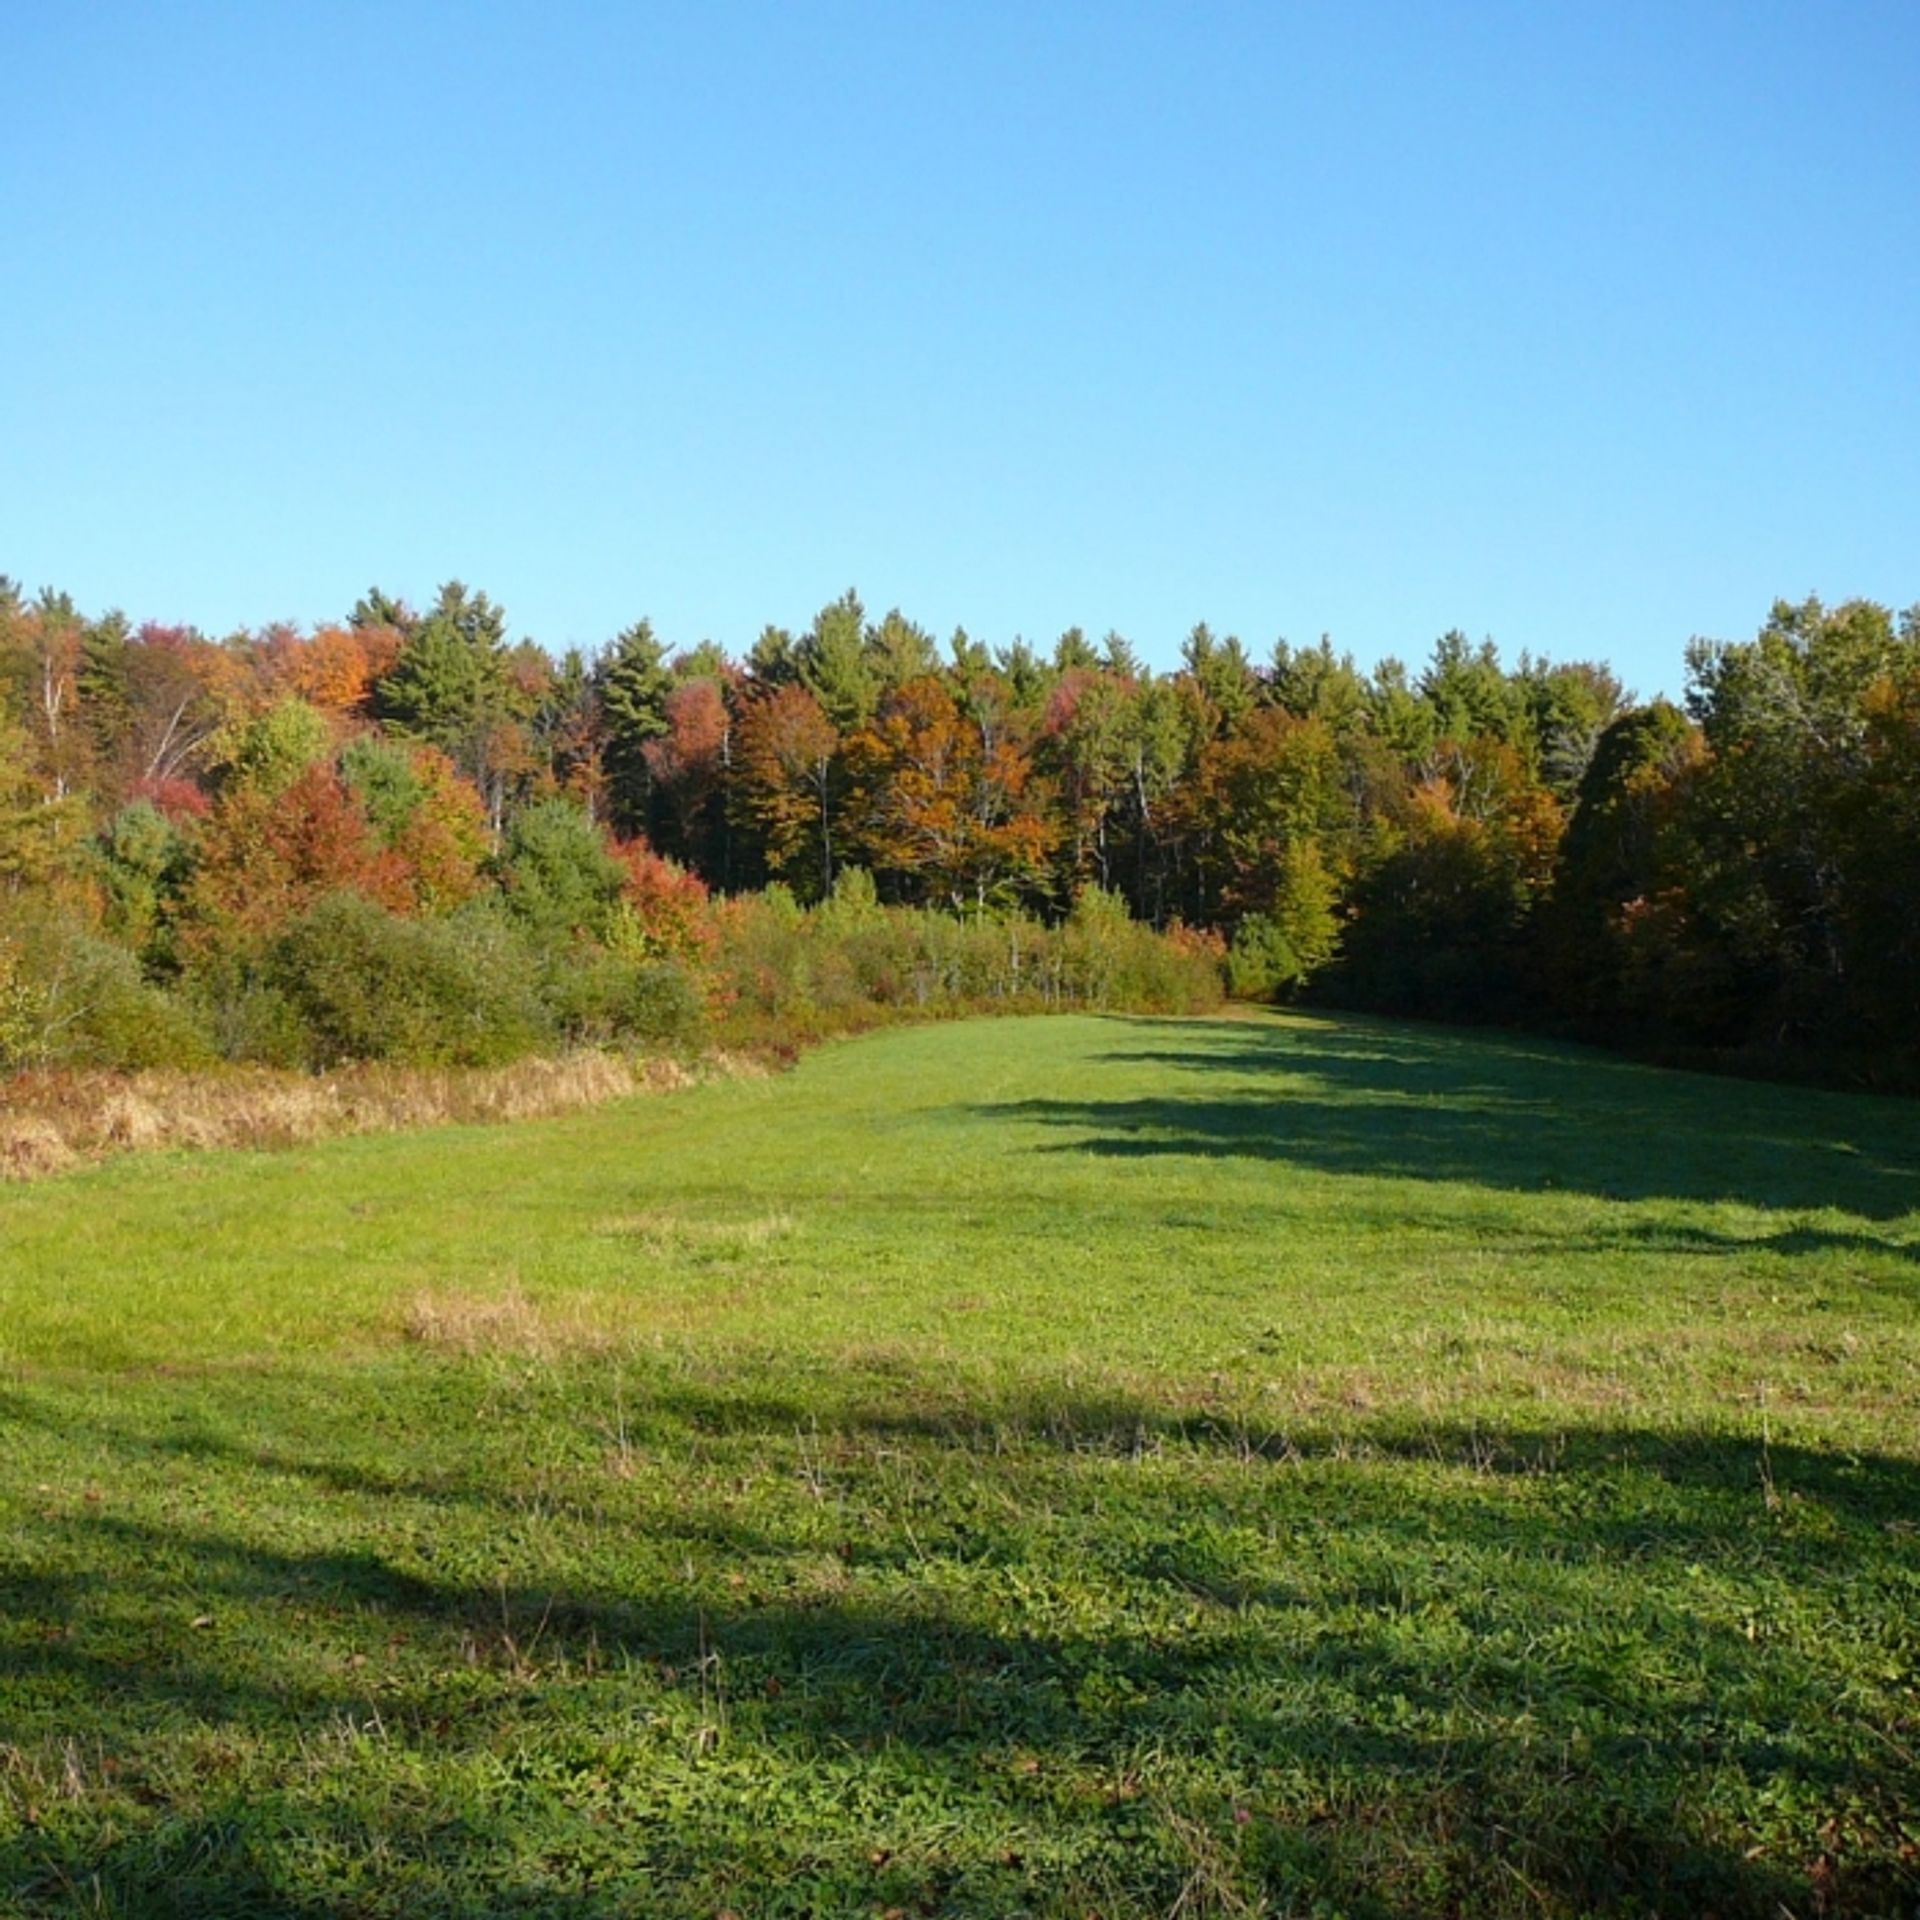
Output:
398,1284,631,1358
592,1208,797,1252
0,1050,764,1181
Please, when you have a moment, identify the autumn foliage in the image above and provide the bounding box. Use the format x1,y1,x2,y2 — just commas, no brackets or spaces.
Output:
1,574,1915,1083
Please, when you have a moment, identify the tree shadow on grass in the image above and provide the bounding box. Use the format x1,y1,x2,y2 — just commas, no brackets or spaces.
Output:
0,1512,1857,1920
5,1369,1919,1917
973,1013,1920,1232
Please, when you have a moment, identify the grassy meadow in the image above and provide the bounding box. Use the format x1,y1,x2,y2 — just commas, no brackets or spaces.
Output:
3,1011,1918,1917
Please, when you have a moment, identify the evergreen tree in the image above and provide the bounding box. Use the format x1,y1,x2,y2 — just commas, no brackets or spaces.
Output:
375,582,524,822
594,619,673,838
797,590,877,731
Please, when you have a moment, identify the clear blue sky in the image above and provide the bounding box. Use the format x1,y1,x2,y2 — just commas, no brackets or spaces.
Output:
6,1,1916,696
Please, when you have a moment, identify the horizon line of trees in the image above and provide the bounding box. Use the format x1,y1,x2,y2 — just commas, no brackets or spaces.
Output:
2,575,1916,1082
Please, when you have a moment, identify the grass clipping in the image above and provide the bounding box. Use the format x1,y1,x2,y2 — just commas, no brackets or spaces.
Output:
0,1050,756,1180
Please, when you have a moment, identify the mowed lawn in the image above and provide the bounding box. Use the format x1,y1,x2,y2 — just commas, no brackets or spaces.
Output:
3,1013,1918,1919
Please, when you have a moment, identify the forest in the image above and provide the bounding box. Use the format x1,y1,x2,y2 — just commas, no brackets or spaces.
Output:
1,577,1915,1085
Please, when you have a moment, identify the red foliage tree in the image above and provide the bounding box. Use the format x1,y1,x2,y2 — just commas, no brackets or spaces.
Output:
187,763,411,949
642,678,731,868
614,838,717,968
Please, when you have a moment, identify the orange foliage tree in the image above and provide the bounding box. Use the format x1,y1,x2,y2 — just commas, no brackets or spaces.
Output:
733,682,842,899
845,676,1058,910
284,624,401,718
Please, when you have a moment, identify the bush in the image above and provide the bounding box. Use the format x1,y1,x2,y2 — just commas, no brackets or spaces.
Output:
1227,914,1298,999
1056,886,1141,1004
544,945,707,1050
1052,889,1225,1012
0,932,43,1070
710,886,1224,1037
181,955,311,1069
268,892,549,1067
0,900,213,1071
715,886,811,1017
626,959,708,1047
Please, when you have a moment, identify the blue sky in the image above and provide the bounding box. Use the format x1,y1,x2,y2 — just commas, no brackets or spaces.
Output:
5,1,1916,696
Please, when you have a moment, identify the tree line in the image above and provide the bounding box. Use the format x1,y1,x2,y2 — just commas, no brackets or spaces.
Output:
1,577,1915,1081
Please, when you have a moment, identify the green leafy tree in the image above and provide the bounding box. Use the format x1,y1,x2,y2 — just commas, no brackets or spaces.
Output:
1228,841,1342,999
1052,627,1100,673
1181,624,1258,736
1518,656,1628,796
993,638,1055,709
0,589,93,800
674,639,733,684
0,706,89,894
1039,670,1135,891
947,626,993,680
747,623,800,685
1545,701,1703,1026
1679,595,1918,1046
1113,678,1196,923
1418,631,1529,757
1366,657,1439,764
1197,708,1348,919
348,586,417,636
213,697,334,799
1833,657,1920,1054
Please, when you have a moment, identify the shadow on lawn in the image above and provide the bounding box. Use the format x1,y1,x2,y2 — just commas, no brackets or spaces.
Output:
978,1014,1920,1233
5,1372,1919,1917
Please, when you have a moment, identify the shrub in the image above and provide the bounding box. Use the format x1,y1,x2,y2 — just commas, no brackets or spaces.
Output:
1227,914,1297,999
188,967,311,1070
268,892,549,1067
0,933,42,1070
709,886,1224,1037
543,943,707,1050
1057,885,1135,1004
626,959,707,1047
714,886,811,1017
1052,888,1225,1012
0,899,213,1071
613,840,716,967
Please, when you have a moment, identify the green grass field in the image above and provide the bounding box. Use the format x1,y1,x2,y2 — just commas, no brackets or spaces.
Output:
4,1011,1918,1918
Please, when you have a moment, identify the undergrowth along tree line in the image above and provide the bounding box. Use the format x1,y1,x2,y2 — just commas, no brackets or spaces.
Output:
0,577,1914,1081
